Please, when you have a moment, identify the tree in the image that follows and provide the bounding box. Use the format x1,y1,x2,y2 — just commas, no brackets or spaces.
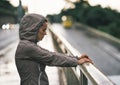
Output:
48,0,120,38
0,0,17,15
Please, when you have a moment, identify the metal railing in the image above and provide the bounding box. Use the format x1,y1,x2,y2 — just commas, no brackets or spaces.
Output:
48,24,115,85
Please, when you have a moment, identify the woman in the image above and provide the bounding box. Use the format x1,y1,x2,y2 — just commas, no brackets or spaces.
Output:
15,13,92,85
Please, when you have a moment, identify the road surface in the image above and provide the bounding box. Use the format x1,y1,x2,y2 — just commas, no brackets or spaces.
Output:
51,23,120,76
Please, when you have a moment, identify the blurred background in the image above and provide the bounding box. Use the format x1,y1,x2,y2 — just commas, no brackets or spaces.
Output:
0,0,120,38
0,0,120,85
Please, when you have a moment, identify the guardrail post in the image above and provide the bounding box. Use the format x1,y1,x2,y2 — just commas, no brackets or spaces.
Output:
80,70,88,85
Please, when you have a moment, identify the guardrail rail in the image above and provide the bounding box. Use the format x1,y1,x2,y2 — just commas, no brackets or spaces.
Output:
48,24,115,85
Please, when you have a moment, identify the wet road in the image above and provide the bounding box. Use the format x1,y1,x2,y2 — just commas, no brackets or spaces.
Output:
0,28,19,50
0,27,20,85
51,23,120,76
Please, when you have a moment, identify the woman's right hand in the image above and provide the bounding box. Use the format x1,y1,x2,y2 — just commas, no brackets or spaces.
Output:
78,54,93,65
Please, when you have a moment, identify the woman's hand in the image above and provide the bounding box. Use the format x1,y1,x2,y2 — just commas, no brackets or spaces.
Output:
78,54,93,65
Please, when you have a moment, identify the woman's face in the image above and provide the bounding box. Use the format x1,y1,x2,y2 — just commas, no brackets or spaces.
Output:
37,22,47,41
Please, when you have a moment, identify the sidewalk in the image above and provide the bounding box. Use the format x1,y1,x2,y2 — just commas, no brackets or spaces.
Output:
0,30,60,85
0,41,20,85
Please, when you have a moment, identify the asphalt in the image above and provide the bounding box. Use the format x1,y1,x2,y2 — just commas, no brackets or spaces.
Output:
0,41,20,85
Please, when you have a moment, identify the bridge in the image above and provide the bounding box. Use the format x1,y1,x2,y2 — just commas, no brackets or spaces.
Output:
0,23,120,85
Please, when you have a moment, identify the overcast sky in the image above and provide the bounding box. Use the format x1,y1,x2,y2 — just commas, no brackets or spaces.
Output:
10,0,120,16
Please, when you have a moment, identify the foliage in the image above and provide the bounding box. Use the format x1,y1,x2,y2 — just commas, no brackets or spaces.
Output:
0,0,25,23
47,1,120,39
0,0,17,15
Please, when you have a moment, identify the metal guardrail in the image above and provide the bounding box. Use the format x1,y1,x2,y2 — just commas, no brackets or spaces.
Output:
48,24,115,85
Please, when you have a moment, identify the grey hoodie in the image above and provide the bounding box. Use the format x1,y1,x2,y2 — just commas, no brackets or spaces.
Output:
15,13,78,85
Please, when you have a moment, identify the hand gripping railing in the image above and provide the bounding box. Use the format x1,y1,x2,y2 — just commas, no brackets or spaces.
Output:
48,25,115,85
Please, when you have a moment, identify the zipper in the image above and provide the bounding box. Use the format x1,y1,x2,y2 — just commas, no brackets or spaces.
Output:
38,65,42,85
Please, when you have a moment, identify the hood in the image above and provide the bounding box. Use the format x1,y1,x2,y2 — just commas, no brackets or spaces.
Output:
19,13,46,43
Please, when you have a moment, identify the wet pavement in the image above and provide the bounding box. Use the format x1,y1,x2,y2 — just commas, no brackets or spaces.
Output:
0,27,19,50
0,41,20,85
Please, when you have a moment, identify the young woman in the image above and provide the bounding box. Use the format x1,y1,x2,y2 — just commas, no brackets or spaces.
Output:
15,13,92,85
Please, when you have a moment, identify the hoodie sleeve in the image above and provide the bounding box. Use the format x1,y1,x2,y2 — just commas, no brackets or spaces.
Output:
25,42,78,67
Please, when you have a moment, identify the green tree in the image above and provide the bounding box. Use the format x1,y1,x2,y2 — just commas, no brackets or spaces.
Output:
49,0,120,38
0,0,17,15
